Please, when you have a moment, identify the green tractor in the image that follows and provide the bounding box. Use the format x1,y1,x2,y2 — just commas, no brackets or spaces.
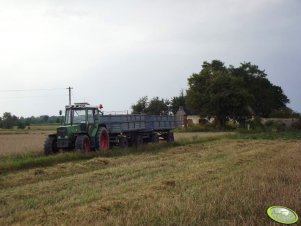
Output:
44,103,109,154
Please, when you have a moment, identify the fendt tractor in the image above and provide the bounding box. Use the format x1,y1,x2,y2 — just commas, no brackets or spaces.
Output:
44,103,177,154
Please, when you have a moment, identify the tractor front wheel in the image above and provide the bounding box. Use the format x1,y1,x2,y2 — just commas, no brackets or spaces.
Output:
44,136,59,155
75,135,90,153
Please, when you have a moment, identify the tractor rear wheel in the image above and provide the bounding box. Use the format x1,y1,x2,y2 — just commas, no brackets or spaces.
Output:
96,127,110,151
44,136,59,155
75,135,90,153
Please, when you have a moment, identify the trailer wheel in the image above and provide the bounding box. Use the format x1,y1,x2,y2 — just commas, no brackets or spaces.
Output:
44,136,59,155
135,135,143,148
75,135,90,153
152,133,159,143
119,136,128,148
96,128,110,151
166,131,174,143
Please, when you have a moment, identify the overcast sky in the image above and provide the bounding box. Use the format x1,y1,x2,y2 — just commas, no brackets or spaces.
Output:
0,0,300,117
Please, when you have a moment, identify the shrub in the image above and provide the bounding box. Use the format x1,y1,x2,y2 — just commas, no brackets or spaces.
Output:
292,118,301,130
225,120,238,130
249,117,265,131
264,120,287,132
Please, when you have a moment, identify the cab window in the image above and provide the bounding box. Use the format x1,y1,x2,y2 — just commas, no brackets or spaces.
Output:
87,109,94,123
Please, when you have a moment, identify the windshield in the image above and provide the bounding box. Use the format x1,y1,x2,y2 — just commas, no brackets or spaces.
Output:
65,109,87,124
73,109,86,123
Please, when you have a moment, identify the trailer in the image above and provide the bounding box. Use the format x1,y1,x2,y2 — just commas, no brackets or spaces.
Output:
44,103,177,154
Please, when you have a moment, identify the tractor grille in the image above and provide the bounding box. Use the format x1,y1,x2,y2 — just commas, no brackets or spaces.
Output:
57,139,70,148
57,127,67,137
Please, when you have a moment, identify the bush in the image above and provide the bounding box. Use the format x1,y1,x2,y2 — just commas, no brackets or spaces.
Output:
249,117,265,131
174,124,218,132
17,121,26,129
292,118,301,130
264,120,287,132
225,120,238,130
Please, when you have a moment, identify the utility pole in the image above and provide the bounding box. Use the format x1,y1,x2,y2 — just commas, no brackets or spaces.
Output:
67,87,73,106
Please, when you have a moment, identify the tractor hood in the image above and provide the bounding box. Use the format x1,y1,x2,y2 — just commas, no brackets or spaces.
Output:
57,125,80,139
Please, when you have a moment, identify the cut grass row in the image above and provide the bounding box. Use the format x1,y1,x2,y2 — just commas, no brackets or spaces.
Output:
0,135,225,174
1,130,300,174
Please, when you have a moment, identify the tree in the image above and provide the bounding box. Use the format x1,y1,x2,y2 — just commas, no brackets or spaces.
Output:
145,97,170,115
170,90,187,114
17,121,26,129
186,60,289,127
269,107,300,118
1,112,18,129
131,96,148,114
131,96,170,115
231,62,289,117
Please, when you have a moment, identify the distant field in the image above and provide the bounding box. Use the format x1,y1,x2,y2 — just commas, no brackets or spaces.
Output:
0,135,300,225
0,133,48,155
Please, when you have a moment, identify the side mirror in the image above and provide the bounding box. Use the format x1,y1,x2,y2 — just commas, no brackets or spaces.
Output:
59,110,62,116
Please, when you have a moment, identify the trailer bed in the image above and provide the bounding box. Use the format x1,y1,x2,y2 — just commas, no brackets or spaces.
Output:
99,114,176,133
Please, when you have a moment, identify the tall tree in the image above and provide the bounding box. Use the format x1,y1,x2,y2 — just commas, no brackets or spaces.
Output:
231,62,289,117
186,60,288,127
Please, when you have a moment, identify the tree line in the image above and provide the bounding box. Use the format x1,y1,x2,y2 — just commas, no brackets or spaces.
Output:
0,112,62,129
131,60,299,127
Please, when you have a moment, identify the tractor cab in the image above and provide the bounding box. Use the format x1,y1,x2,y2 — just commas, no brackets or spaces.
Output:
58,103,101,142
64,103,99,132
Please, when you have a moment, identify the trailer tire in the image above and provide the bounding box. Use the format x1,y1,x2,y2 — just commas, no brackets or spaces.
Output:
119,136,128,148
44,136,59,155
152,133,159,143
135,135,143,148
75,135,90,153
96,128,110,151
166,131,174,143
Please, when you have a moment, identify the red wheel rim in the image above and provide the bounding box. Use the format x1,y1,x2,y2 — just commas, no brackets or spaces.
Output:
100,132,108,150
83,137,90,153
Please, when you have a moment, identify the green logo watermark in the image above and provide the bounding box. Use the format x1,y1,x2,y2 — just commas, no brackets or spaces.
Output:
267,206,298,224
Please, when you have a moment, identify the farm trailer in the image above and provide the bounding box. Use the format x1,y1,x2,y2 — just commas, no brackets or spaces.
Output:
44,103,177,154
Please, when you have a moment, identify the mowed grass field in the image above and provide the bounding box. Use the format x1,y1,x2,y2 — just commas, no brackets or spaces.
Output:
0,131,300,225
0,130,228,156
